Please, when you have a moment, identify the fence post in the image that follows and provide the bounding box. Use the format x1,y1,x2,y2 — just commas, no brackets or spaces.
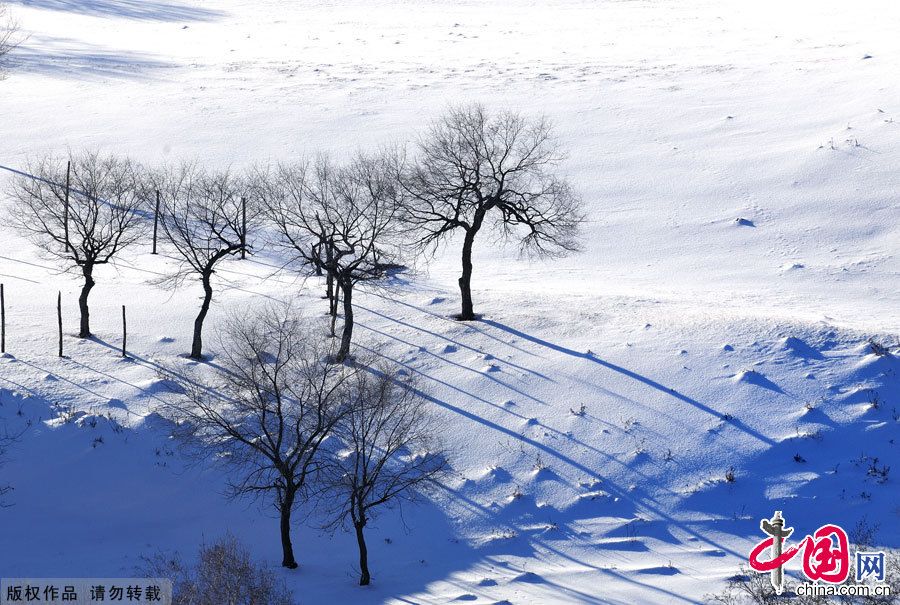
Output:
241,196,247,260
152,189,160,255
1,283,5,354
57,291,63,358
63,161,71,254
121,305,127,358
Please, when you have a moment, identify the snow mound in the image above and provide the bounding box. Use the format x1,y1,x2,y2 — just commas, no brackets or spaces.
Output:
510,571,544,584
733,368,783,392
778,336,824,359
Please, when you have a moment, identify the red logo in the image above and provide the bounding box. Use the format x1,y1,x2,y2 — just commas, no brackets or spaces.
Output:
749,511,850,593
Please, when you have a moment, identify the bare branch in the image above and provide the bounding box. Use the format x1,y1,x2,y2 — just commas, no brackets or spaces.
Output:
145,163,253,358
160,305,362,568
403,103,584,257
258,151,407,360
0,3,21,78
6,150,147,337
318,364,449,585
401,103,586,319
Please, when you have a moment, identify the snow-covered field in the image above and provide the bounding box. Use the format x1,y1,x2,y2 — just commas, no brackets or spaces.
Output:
0,1,898,603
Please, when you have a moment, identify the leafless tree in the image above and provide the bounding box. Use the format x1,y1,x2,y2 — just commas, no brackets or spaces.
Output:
0,3,19,77
8,152,145,338
162,306,360,569
261,153,404,362
151,164,251,359
402,103,585,320
321,367,448,586
256,161,340,324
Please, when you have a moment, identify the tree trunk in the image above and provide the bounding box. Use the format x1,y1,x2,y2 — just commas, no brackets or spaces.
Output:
336,278,353,362
240,197,247,260
279,489,299,569
152,190,160,255
78,264,95,338
190,271,213,359
355,521,370,586
324,243,335,317
57,291,63,357
457,207,489,321
328,275,340,337
326,269,333,302
313,245,323,276
458,228,477,321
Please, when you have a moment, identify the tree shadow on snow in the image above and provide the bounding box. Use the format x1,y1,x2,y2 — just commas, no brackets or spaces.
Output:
9,0,225,22
355,343,751,575
466,319,896,562
352,339,679,496
8,38,175,80
481,319,775,448
0,386,488,601
678,368,900,550
356,302,549,378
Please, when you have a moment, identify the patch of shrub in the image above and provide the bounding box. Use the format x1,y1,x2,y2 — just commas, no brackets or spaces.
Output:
144,535,295,605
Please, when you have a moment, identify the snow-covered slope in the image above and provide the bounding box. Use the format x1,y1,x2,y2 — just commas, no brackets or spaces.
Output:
0,1,898,603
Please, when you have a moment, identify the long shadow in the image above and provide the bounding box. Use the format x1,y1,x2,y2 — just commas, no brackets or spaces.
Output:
354,343,532,421
0,272,40,284
353,343,676,489
0,373,43,400
65,359,168,411
9,0,225,21
680,368,900,548
599,567,703,604
8,39,175,80
527,536,705,604
0,165,158,220
8,352,173,419
356,345,747,562
0,254,59,273
364,290,541,358
91,337,228,404
356,345,620,479
356,304,551,380
355,321,548,406
0,389,486,601
432,481,687,597
16,358,108,401
482,319,775,447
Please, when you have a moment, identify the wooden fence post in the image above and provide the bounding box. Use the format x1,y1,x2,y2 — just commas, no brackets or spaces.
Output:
57,291,63,358
121,305,127,358
241,196,247,260
152,189,160,255
63,160,71,254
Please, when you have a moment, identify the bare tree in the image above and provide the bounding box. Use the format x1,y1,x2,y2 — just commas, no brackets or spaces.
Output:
0,3,19,77
322,368,448,586
261,153,404,362
162,306,359,569
402,104,584,320
152,164,250,359
256,161,340,327
8,152,145,338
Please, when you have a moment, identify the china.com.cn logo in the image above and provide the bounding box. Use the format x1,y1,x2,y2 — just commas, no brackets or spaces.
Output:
748,511,891,598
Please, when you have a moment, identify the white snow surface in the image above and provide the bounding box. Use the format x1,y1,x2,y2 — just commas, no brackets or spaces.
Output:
0,1,898,603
